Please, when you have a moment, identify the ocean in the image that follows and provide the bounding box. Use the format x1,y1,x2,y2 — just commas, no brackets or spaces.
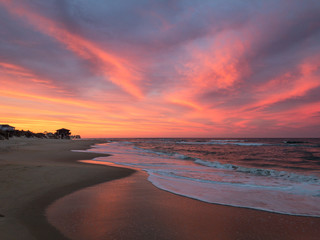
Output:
82,138,320,217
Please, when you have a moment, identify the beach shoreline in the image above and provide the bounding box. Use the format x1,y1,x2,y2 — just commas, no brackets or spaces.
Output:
47,161,320,240
0,138,135,240
1,138,320,240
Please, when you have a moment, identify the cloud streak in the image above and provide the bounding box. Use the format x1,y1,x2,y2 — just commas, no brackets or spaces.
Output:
0,0,319,137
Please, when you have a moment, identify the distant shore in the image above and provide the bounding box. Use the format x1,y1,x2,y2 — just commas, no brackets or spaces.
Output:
0,138,134,240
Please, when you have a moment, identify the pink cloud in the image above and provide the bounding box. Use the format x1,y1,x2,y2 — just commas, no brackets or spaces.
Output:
0,1,319,137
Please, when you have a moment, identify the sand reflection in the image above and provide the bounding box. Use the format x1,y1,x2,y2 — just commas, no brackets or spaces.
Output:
46,174,134,239
46,162,320,240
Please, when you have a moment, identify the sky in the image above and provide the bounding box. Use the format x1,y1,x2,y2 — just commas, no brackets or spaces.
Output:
0,0,320,138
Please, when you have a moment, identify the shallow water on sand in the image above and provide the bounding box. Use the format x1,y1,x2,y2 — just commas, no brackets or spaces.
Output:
83,138,320,217
46,170,320,240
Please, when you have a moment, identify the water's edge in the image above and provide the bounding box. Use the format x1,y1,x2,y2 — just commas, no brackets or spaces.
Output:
82,140,320,218
81,158,320,218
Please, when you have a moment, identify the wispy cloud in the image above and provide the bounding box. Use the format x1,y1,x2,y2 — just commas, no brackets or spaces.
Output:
0,0,319,137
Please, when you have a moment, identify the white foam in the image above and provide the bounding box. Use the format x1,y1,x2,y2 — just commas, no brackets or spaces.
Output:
147,171,320,217
195,159,320,184
176,140,267,146
84,141,320,217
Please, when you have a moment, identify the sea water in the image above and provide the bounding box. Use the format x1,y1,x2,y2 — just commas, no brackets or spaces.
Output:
81,138,320,217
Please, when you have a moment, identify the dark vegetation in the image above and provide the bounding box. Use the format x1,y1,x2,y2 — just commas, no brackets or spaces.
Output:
0,125,80,140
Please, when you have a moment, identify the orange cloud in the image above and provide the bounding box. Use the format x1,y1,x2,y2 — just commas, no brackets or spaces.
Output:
0,0,144,98
182,31,248,90
1,1,319,138
245,54,320,111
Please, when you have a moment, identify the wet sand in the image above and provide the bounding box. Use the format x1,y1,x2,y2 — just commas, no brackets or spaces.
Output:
47,161,320,240
0,138,134,240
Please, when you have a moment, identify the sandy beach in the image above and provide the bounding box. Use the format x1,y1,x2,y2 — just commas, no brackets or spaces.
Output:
1,138,320,240
0,138,134,240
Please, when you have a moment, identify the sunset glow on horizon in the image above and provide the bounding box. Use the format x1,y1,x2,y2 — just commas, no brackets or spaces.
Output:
1,1,320,138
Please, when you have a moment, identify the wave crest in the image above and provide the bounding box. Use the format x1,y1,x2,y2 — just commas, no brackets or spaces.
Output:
195,159,320,184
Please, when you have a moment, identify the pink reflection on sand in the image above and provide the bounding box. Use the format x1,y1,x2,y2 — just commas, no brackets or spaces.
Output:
46,165,320,240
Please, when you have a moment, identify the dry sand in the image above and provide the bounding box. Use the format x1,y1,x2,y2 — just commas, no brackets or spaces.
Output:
1,138,320,240
0,138,134,240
